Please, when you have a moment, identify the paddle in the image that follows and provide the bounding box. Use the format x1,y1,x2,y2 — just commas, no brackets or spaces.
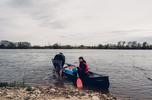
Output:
65,63,83,89
76,73,83,89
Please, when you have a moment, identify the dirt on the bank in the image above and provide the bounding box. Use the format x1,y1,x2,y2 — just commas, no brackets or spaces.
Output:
0,85,117,100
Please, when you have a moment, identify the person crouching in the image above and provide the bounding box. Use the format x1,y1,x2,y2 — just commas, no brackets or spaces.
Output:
52,52,65,78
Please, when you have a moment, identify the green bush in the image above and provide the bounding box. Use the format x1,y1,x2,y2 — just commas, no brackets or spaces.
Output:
26,86,32,92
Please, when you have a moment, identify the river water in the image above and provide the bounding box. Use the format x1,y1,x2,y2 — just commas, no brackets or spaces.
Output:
0,49,152,100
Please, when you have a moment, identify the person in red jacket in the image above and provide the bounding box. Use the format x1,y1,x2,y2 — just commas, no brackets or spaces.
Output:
78,57,89,77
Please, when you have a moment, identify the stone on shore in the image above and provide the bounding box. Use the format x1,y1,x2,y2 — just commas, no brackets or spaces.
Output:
0,85,116,100
92,95,100,100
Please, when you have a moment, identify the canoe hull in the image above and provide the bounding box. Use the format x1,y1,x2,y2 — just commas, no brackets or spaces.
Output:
63,70,110,90
51,59,110,90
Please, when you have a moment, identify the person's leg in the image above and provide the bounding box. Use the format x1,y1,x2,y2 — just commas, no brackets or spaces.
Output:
57,67,61,78
59,68,63,78
53,62,58,78
54,61,61,78
55,61,62,78
57,60,63,78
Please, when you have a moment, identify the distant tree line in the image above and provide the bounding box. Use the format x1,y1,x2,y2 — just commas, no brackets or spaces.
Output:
0,40,152,49
0,40,31,49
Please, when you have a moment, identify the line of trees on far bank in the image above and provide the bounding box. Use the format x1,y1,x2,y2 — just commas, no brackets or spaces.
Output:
0,40,31,49
0,40,152,49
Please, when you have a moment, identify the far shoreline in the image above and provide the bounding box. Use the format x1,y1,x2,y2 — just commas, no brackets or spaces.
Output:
1,48,152,50
1,40,152,50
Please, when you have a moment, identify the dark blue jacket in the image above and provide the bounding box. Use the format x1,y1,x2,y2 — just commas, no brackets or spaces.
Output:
54,54,65,66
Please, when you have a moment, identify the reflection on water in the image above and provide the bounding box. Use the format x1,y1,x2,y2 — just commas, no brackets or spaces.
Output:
0,49,152,100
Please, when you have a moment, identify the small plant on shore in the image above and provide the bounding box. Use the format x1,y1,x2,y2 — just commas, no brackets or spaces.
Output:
9,81,26,87
0,82,9,87
26,86,32,92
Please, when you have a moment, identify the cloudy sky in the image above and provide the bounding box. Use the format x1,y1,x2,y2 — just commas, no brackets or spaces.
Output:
0,0,152,45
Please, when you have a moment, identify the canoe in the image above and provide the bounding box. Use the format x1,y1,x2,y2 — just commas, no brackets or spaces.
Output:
62,64,110,90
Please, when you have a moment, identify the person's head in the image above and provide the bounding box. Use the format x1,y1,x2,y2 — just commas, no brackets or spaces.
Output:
59,52,63,55
79,56,84,62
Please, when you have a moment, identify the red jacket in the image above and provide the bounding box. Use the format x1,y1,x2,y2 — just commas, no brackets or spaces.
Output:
79,60,88,74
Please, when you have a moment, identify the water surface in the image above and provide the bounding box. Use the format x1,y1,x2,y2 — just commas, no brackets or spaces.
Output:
0,49,152,100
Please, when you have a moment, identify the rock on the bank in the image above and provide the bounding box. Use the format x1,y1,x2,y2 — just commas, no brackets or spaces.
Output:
50,88,56,92
92,95,100,100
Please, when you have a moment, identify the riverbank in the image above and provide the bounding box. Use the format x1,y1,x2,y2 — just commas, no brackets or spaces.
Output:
0,84,117,100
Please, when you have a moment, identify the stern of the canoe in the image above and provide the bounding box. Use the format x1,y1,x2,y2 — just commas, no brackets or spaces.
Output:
87,71,110,90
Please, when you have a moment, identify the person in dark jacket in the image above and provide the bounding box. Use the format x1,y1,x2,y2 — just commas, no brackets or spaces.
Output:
53,52,65,78
78,57,89,84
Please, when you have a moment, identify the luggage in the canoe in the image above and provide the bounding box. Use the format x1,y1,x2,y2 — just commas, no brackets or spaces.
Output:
62,65,110,90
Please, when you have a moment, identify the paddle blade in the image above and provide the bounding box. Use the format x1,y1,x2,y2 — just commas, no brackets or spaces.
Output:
76,78,83,89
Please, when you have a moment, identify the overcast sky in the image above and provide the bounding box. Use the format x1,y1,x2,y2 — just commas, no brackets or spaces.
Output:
0,0,152,45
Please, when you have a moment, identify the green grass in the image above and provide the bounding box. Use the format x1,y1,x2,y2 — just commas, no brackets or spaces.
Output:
0,81,26,88
26,86,32,91
0,81,34,93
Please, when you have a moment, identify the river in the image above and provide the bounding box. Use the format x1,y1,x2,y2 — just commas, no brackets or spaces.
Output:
0,49,152,100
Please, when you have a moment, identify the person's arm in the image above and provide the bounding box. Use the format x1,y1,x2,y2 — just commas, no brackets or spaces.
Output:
61,55,65,66
63,55,65,65
81,63,86,72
